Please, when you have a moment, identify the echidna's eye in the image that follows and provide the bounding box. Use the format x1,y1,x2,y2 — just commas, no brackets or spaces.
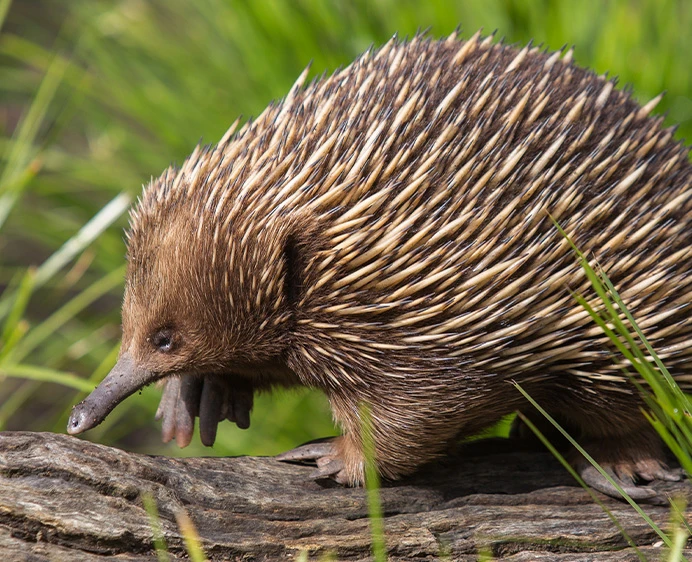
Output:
151,329,175,353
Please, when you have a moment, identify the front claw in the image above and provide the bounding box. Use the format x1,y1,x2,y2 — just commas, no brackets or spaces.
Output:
155,375,254,448
156,376,200,448
277,438,353,485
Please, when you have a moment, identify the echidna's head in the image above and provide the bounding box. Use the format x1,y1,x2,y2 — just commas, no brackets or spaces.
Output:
67,162,296,435
120,204,222,376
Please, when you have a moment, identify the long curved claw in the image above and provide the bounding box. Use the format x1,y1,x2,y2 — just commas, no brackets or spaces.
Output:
156,375,254,448
580,465,659,502
199,377,224,446
572,437,684,505
636,464,684,483
276,440,336,462
158,377,182,444
226,383,253,429
276,438,350,485
155,376,177,422
158,376,204,447
175,376,202,447
310,458,347,483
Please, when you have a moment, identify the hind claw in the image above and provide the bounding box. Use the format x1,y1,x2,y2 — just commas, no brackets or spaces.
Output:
580,465,658,501
638,465,684,483
577,457,682,505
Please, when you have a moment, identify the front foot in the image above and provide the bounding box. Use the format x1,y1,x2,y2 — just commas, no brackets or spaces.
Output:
276,436,362,486
155,375,253,447
572,437,683,504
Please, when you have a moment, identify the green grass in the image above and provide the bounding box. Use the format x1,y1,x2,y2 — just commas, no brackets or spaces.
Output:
0,0,690,461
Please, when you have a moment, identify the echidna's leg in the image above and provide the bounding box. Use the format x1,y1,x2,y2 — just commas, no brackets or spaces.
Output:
512,414,682,503
156,375,253,447
278,390,467,485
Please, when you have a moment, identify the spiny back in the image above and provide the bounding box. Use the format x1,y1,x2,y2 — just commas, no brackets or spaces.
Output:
128,32,692,385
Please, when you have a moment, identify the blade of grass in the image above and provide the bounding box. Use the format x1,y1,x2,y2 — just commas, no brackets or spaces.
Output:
9,265,125,364
175,509,208,562
0,192,129,320
601,272,692,413
572,292,663,389
668,497,689,562
0,0,11,32
0,54,69,229
0,363,95,392
670,497,692,537
33,192,130,287
0,267,35,359
142,492,171,562
551,223,664,402
556,217,692,486
551,217,676,403
558,232,651,372
360,403,386,562
0,380,39,429
645,412,692,477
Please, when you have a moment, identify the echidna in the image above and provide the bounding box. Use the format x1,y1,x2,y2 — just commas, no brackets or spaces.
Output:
68,32,692,501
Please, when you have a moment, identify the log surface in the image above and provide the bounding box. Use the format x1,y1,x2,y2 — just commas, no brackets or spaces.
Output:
0,431,689,561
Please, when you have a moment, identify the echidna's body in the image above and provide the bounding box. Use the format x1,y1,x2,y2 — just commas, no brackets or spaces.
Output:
69,33,692,496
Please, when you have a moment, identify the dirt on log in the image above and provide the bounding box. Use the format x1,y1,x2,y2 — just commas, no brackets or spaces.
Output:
0,431,690,561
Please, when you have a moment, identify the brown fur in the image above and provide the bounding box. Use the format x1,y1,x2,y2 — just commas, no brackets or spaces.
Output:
123,32,692,483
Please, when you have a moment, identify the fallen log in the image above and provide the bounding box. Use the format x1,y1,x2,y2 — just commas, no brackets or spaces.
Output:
0,431,688,561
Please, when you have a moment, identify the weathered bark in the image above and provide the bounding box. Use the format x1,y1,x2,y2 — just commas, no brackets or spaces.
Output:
0,431,689,561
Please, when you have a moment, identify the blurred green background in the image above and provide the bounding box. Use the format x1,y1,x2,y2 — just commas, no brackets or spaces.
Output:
0,0,690,459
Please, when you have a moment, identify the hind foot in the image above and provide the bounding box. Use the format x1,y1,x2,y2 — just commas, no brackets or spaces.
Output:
276,436,364,485
155,375,253,447
579,460,682,503
572,434,683,504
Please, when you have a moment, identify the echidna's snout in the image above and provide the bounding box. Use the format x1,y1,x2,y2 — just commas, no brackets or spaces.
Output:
67,351,160,435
